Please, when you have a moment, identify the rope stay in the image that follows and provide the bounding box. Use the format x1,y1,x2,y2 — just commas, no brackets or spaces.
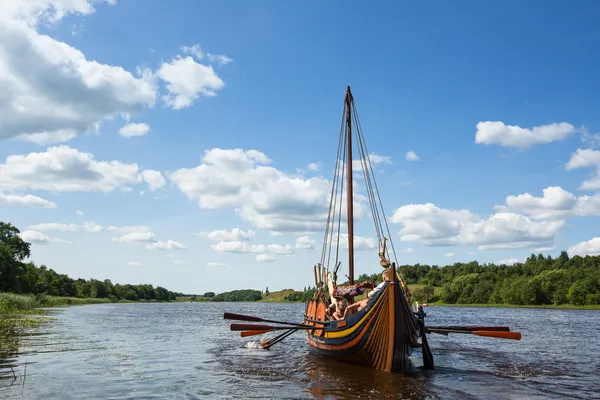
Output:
317,88,412,305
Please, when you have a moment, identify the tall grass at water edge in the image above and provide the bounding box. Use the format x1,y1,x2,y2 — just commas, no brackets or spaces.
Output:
0,292,110,315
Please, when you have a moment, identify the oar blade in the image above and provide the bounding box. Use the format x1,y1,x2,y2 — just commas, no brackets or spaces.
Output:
240,329,272,337
224,312,262,322
473,330,522,340
231,323,274,331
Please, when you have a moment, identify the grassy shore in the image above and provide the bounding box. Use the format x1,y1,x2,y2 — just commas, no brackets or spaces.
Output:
0,292,111,315
428,302,600,310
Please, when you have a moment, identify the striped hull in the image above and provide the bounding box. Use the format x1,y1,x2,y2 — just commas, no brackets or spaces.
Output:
304,280,421,373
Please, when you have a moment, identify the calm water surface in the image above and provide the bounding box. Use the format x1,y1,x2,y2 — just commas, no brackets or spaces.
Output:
1,302,599,399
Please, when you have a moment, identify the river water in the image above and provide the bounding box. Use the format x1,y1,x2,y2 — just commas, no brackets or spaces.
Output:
1,302,598,399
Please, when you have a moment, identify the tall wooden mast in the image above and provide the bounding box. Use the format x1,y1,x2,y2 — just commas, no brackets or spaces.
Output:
345,86,355,285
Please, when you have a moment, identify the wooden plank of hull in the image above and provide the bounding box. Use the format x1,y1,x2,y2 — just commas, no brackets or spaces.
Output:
305,281,420,373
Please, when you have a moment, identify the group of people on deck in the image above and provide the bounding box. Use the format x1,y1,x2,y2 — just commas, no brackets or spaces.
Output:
326,276,387,321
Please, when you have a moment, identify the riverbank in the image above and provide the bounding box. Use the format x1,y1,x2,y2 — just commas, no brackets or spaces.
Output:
429,302,600,310
0,292,111,315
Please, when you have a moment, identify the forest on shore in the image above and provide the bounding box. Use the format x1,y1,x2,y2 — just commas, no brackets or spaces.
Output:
200,251,600,308
1,222,181,313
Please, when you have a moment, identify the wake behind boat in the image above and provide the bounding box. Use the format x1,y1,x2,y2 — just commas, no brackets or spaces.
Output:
224,86,521,373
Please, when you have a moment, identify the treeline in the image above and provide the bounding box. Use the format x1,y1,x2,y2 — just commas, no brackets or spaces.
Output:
384,251,599,306
211,289,262,302
1,222,180,302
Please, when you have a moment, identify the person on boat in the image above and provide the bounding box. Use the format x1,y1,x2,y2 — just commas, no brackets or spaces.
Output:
332,297,347,320
342,270,391,318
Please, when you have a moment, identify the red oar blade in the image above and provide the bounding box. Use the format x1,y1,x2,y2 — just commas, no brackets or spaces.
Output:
231,323,273,331
429,325,510,332
472,330,522,340
240,330,272,337
224,312,262,322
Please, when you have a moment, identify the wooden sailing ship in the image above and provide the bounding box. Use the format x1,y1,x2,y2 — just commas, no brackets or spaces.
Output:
223,86,521,373
302,86,433,372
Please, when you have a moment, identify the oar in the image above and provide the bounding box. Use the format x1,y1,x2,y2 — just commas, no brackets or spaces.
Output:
428,325,510,332
240,330,271,337
426,328,521,340
231,323,324,332
260,328,298,349
224,312,308,328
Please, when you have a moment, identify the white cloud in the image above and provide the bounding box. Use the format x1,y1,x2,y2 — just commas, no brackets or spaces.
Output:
534,246,554,253
83,221,103,232
119,123,150,138
212,241,295,256
18,229,71,244
128,261,140,266
207,53,233,66
170,148,367,234
76,209,84,216
307,163,319,171
198,228,256,241
0,193,56,208
156,56,225,109
114,231,156,244
405,151,420,161
173,259,188,265
496,258,521,265
390,203,563,251
28,223,77,231
207,262,229,267
475,121,576,150
566,149,600,190
141,170,165,191
0,145,162,193
256,254,276,262
498,186,600,220
146,240,186,251
468,252,476,256
568,237,600,257
0,0,157,144
295,235,316,250
181,44,204,60
351,153,392,171
444,252,454,257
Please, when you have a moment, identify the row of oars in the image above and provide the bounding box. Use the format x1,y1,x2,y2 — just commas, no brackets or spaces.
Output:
224,312,326,349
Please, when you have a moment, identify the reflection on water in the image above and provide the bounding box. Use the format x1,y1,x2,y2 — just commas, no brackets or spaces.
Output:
1,302,599,399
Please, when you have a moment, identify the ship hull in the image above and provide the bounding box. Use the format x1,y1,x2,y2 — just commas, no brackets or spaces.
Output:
304,280,421,373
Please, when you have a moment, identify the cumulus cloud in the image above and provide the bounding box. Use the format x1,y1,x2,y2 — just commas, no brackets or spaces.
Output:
207,53,233,66
146,240,186,251
83,221,103,232
119,123,150,138
0,146,163,193
497,186,600,220
128,261,140,266
475,121,576,150
18,229,71,244
405,151,420,161
198,228,256,241
0,0,157,144
568,237,600,257
256,254,276,262
390,203,563,250
295,235,316,250
169,148,367,234
28,223,77,231
212,241,295,256
351,153,391,171
566,148,600,190
76,209,84,216
0,193,56,208
141,170,165,191
496,258,522,265
156,56,225,109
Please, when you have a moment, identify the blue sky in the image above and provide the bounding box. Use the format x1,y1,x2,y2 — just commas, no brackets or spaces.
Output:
2,0,600,294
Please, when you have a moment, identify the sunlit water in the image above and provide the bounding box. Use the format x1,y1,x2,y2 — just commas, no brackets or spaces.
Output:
1,302,599,399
